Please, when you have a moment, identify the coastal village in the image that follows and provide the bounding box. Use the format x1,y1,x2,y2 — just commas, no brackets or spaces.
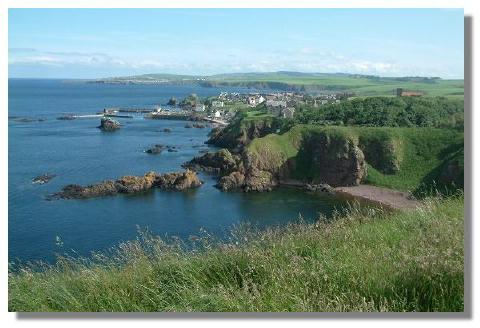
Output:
56,87,425,129
120,91,351,125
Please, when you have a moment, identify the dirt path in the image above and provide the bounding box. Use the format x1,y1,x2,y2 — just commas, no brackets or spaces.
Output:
334,185,421,210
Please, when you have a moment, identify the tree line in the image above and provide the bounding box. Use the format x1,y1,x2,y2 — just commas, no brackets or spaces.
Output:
291,96,464,129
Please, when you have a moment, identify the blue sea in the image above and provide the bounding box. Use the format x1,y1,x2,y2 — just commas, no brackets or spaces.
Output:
9,79,354,263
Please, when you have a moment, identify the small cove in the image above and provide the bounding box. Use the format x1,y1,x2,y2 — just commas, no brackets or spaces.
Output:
9,79,376,263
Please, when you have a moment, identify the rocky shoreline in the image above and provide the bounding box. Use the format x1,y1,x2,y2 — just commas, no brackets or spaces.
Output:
51,170,202,200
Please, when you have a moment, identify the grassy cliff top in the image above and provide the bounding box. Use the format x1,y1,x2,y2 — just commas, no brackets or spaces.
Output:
246,125,464,194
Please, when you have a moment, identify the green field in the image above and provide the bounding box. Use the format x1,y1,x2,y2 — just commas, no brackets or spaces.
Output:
9,195,464,312
209,72,464,96
93,72,464,97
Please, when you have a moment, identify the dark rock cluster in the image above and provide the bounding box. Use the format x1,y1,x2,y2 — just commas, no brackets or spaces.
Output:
145,144,178,154
52,170,202,200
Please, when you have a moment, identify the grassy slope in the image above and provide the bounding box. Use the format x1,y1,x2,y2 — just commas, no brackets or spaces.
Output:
363,128,464,192
214,73,464,96
246,125,464,193
212,75,463,97
97,72,464,97
9,196,464,312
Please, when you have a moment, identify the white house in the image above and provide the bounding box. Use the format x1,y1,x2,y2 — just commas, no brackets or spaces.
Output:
247,96,257,107
214,110,222,118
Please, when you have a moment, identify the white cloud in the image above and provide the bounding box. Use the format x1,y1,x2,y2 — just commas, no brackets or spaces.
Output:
8,47,460,78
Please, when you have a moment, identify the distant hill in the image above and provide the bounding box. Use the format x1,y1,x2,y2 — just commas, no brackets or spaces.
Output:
89,71,464,97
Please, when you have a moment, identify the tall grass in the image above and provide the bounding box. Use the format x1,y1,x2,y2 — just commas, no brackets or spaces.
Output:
9,195,464,312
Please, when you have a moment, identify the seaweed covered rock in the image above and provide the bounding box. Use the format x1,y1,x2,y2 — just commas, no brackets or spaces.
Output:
52,170,202,199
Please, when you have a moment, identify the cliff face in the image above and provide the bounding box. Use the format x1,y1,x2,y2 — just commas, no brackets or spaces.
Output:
191,125,464,195
197,127,368,192
295,132,367,186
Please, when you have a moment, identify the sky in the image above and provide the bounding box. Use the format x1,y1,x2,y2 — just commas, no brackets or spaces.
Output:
8,8,464,79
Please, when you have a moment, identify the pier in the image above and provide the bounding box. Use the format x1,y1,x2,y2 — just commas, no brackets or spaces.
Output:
59,107,229,126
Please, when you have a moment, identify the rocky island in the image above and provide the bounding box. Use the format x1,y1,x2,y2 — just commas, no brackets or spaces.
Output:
52,170,202,199
98,117,121,131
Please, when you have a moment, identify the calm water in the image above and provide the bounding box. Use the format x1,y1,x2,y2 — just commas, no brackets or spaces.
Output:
9,79,354,263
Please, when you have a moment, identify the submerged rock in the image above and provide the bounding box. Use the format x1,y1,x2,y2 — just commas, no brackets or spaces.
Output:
184,123,193,128
32,174,56,185
98,117,121,131
52,170,202,199
145,144,164,154
145,145,178,154
11,117,46,123
305,183,334,194
162,128,172,133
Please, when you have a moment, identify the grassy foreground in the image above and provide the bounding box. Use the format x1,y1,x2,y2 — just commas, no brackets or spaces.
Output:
9,195,464,312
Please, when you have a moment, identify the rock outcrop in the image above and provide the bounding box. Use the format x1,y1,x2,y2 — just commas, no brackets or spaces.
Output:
52,170,202,199
217,171,245,191
300,133,367,186
184,149,240,175
98,117,121,131
213,128,367,192
206,116,282,150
